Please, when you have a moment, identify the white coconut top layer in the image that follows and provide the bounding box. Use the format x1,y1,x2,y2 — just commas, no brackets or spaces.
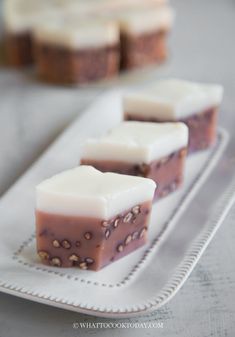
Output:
82,121,188,164
36,166,156,219
3,0,168,34
33,18,119,49
117,5,174,35
123,79,223,120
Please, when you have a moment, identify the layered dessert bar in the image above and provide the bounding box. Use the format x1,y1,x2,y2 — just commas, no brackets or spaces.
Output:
3,0,56,67
81,121,188,199
36,166,156,271
3,0,171,69
32,18,120,84
117,5,174,69
3,0,110,68
3,0,99,67
124,79,223,152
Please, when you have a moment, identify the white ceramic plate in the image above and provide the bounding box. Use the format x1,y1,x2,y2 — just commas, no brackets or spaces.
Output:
0,91,234,318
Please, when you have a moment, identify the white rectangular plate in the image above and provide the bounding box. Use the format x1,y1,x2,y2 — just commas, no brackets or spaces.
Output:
0,91,235,318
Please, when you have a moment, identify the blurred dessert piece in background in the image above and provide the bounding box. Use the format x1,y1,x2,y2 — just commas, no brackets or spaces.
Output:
124,79,223,153
3,0,108,67
3,0,174,83
3,0,59,66
117,5,174,69
33,18,120,84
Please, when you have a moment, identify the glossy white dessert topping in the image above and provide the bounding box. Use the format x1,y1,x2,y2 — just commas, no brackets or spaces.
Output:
123,79,223,120
82,121,188,164
3,0,60,33
118,5,174,35
33,19,119,49
36,166,156,219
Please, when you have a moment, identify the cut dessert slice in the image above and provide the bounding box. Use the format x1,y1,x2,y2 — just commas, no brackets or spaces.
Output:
32,17,120,84
81,121,188,199
35,166,156,271
124,79,223,152
117,5,174,69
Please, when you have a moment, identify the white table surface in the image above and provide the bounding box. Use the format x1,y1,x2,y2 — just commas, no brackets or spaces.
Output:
0,0,235,336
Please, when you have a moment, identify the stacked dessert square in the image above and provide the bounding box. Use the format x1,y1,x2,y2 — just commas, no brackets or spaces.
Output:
36,166,156,270
3,0,174,83
124,79,223,152
33,19,120,84
117,5,174,69
81,121,188,199
35,79,223,270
